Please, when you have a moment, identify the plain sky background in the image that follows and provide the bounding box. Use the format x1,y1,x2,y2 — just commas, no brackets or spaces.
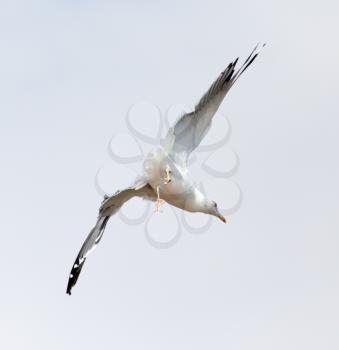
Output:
1,1,339,349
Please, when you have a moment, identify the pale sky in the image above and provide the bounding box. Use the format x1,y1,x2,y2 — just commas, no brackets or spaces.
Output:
0,1,338,349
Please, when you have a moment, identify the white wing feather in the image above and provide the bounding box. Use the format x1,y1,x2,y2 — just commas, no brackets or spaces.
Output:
164,44,264,167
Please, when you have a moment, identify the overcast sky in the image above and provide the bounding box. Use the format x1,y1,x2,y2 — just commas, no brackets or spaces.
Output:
0,1,338,349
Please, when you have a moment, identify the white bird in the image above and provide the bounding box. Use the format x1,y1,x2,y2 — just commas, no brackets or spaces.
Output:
66,44,264,295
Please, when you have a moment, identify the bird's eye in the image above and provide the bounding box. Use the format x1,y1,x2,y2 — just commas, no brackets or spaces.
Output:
214,202,217,208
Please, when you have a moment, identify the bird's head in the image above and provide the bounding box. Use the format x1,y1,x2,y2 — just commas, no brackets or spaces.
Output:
206,200,226,223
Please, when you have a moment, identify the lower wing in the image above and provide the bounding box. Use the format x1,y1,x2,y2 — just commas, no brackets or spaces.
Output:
66,182,155,295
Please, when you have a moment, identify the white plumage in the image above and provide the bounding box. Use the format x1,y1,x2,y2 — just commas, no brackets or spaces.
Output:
66,43,264,295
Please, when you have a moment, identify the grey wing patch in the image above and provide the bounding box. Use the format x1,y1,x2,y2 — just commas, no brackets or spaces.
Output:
66,215,109,295
164,43,264,166
66,182,155,295
99,183,156,216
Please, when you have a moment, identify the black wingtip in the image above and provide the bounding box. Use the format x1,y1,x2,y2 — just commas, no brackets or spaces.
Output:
230,43,265,84
66,275,74,295
66,257,86,295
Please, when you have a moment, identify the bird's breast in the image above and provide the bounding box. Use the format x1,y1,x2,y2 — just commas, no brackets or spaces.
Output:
142,147,195,210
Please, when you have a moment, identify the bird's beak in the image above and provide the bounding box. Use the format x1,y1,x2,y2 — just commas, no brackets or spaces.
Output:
217,213,226,223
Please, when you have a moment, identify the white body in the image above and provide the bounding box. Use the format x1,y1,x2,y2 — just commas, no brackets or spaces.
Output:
143,146,207,213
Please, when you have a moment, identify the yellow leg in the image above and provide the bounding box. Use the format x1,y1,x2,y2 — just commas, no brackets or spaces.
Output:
154,185,164,212
154,165,172,213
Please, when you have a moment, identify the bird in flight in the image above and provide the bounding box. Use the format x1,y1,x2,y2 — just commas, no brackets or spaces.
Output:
66,43,265,295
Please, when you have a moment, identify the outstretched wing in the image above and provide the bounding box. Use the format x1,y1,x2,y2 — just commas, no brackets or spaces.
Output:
164,43,265,167
66,182,155,295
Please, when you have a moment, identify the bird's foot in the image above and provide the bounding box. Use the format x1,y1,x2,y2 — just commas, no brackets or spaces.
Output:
154,198,165,212
163,165,172,185
154,166,171,213
154,185,165,212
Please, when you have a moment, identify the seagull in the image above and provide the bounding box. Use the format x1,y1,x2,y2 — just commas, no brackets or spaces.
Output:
66,43,265,295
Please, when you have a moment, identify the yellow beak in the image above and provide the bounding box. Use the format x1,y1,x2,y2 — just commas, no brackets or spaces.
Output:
218,214,226,223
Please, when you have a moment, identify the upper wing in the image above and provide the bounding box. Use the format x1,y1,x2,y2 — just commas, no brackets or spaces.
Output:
66,182,155,295
163,43,265,167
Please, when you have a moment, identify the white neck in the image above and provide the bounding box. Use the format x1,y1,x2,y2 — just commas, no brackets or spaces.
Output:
189,187,209,213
